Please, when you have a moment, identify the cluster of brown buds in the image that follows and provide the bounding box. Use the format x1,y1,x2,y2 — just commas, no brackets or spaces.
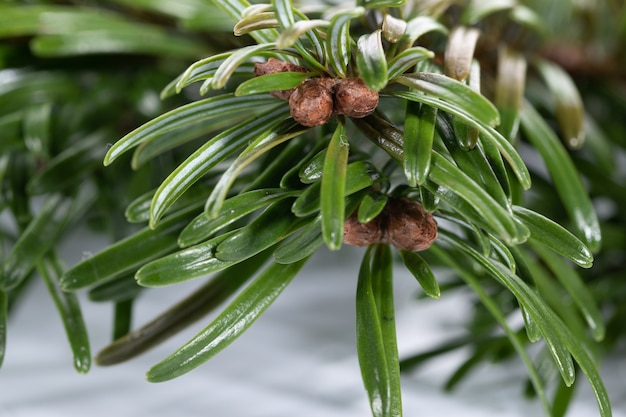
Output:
254,58,379,127
343,196,438,252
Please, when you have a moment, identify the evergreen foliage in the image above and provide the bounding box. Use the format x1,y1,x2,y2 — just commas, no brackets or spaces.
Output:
1,1,625,416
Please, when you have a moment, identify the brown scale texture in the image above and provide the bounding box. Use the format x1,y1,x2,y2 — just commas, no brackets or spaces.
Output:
382,197,438,252
253,58,307,100
253,57,307,76
288,78,335,127
343,197,438,252
343,212,385,247
253,60,380,124
334,78,379,118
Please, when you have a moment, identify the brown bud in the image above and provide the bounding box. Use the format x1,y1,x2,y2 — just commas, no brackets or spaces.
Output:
383,197,437,252
288,78,335,127
342,196,437,252
343,211,385,247
333,78,379,118
253,58,307,77
254,58,307,100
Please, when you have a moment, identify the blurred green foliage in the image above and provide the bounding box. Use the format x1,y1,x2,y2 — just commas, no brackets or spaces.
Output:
1,1,625,417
